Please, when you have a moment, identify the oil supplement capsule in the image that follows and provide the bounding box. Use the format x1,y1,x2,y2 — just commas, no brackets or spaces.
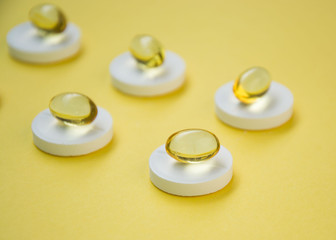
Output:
165,129,220,163
49,93,97,125
29,3,67,33
233,67,271,104
129,34,165,68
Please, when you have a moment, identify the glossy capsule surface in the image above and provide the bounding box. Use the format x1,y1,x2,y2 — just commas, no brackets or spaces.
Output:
129,34,165,68
233,67,271,104
49,93,97,125
165,129,220,163
29,3,67,33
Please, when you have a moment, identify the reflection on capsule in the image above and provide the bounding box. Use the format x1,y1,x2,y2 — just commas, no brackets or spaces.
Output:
166,129,220,163
233,66,271,104
129,34,165,68
49,92,97,126
29,3,67,33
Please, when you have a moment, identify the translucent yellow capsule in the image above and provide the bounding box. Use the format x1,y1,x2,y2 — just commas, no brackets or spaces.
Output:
29,3,67,33
165,129,220,163
49,93,97,125
233,67,271,104
129,34,165,68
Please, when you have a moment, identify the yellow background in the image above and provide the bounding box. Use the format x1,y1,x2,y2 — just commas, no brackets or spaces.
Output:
1,0,336,239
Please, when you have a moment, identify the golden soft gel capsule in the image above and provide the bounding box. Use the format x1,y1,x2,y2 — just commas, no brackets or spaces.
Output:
49,93,98,125
29,3,67,33
233,67,271,104
129,34,165,68
165,129,220,163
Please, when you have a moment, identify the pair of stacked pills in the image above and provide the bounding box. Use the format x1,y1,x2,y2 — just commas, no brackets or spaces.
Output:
150,67,292,196
34,97,233,197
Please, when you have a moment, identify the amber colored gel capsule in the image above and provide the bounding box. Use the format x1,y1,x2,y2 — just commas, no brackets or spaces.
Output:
29,3,67,33
129,34,165,68
165,129,220,163
49,93,98,125
233,67,271,104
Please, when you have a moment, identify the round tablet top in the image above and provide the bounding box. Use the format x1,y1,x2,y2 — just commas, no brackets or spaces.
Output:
49,93,98,125
233,66,271,104
29,3,67,33
165,129,220,163
129,34,165,68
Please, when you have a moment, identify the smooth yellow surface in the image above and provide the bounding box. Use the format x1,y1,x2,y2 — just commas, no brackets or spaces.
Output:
1,0,336,239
